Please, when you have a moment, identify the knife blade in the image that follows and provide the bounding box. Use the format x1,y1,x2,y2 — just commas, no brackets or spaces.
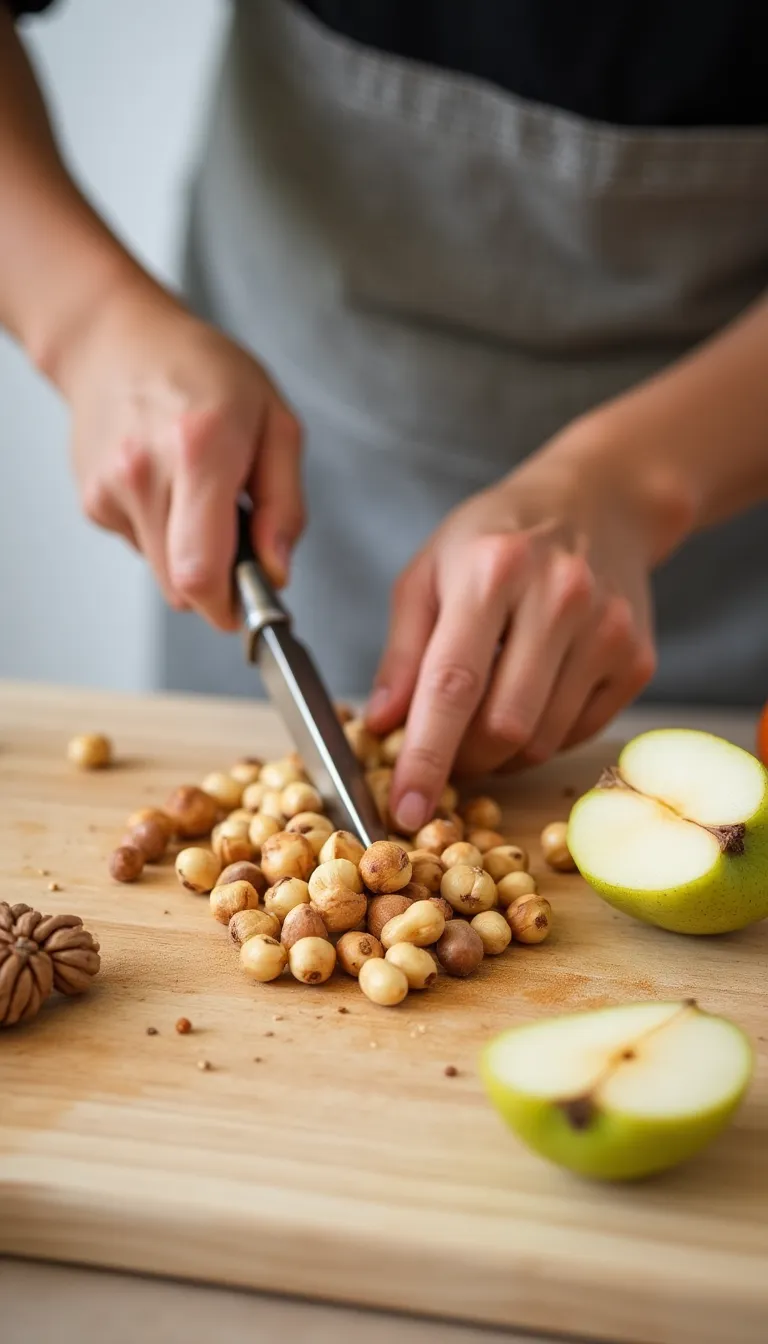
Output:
234,506,387,848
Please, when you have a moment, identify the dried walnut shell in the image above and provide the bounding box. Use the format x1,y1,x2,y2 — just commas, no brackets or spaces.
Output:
0,903,100,1027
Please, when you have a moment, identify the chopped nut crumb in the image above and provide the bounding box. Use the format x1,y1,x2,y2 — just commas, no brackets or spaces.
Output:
48,881,60,892
175,1017,192,1035
146,1027,159,1036
264,1030,274,1038
272,1014,283,1022
197,1059,212,1072
369,1041,378,1050
253,1056,263,1063
37,868,49,877
444,1065,458,1077
337,1006,349,1014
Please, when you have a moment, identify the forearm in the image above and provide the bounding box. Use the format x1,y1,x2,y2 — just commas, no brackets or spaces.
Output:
0,9,145,387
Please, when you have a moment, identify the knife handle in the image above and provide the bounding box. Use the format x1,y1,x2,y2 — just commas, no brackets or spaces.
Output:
235,504,289,655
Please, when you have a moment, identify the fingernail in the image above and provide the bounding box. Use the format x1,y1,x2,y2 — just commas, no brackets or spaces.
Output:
365,687,390,722
395,791,429,834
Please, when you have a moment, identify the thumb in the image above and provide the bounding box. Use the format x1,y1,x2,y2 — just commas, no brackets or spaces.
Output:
365,557,437,735
249,402,306,588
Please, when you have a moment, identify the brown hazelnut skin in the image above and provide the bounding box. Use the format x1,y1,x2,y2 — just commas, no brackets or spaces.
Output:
506,896,552,943
124,817,168,863
126,807,175,842
366,893,414,941
109,844,144,883
309,882,368,934
218,861,268,897
435,921,485,977
407,850,446,892
260,831,316,884
229,908,281,946
67,732,112,769
210,879,259,925
460,796,502,831
288,936,337,985
175,847,222,894
540,822,577,872
165,785,219,839
427,895,454,922
414,818,463,855
397,881,431,904
336,931,384,978
280,904,329,950
359,841,412,894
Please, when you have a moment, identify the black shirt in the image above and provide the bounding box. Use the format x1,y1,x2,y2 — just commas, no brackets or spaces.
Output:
9,0,768,129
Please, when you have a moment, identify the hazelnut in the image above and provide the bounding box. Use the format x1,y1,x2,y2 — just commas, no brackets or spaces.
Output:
467,828,507,853
359,841,412,894
126,808,174,842
471,910,512,955
407,850,445,892
230,758,263,786
414,818,463,855
259,789,288,825
309,882,367,934
175,1017,193,1034
308,858,363,900
125,817,168,863
165,785,219,839
286,811,334,837
285,750,306,774
439,784,460,813
226,808,255,826
201,771,243,812
380,726,406,765
380,899,445,950
441,841,483,870
318,830,365,866
210,879,259,924
242,781,268,812
229,908,281,946
436,921,484,977
280,780,323,818
358,958,408,1006
288,936,336,985
440,864,497,916
306,829,333,857
280,904,329,950
428,895,454,922
240,934,288,982
506,896,552,943
335,702,355,725
264,876,311,921
260,758,305,791
398,881,431,903
248,813,282,850
460,796,502,831
496,871,538,908
175,847,222,894
67,732,112,770
388,833,411,848
366,894,414,941
344,718,382,769
218,860,268,896
336,931,384,978
365,767,394,827
212,823,255,867
541,821,576,872
109,845,144,883
385,944,437,990
483,844,529,882
260,831,315,883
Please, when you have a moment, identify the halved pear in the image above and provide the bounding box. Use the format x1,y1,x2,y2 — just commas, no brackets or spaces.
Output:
567,729,768,934
481,1001,752,1181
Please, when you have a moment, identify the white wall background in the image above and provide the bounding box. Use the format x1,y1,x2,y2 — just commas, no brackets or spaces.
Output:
0,0,226,689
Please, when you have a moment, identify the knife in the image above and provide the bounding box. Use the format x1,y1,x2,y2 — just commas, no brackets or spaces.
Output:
234,505,387,848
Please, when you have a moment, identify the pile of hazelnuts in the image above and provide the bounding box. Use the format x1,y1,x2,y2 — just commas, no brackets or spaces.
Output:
108,713,575,1007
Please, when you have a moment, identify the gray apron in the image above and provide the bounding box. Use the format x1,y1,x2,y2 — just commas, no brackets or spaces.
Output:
161,0,768,705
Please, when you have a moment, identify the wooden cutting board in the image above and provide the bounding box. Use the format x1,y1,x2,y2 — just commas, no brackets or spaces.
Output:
1,683,766,1344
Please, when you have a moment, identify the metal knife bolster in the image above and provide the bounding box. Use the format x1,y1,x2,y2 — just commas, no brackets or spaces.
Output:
236,557,289,661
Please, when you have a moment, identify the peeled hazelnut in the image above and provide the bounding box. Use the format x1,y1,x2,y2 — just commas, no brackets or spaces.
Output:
336,930,384,978
210,879,259,924
439,784,460,813
440,864,497,916
286,811,334,837
318,830,365,866
212,824,255,867
358,958,408,1006
201,771,243,812
260,831,315,883
109,844,144,883
467,828,507,853
240,934,288,982
407,850,446,892
471,910,512,955
260,758,305,791
125,817,168,863
506,896,552,943
308,858,363,901
359,841,412,894
309,882,367,934
345,718,382,769
259,789,288,825
242,781,268,812
460,796,502,831
248,813,281,850
385,944,437,990
218,860,268,896
230,758,263,786
388,833,411,848
483,844,528,882
165,785,219,839
436,921,484,978
441,841,483,870
229,908,281,945
226,808,255,826
67,732,111,770
280,780,323,818
366,894,413,941
280,904,329,950
428,895,454,922
380,727,406,765
541,821,576,872
414,818,463,855
175,847,222,894
365,767,394,826
380,899,445,950
126,807,174,842
264,876,311,921
497,871,538,908
305,828,333,857
289,936,336,985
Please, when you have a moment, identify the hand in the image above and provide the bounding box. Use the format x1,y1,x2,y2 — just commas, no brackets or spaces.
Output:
63,278,304,630
367,426,665,834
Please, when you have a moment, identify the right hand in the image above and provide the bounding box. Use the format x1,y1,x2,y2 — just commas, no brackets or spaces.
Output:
63,277,305,630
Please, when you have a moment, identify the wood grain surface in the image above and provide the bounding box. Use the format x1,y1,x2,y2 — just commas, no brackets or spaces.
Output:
1,683,766,1344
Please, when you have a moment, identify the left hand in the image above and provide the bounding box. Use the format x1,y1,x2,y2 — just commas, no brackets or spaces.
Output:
366,423,672,835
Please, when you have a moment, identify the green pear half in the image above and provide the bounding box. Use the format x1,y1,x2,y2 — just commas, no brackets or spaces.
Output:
481,1000,752,1181
567,729,768,935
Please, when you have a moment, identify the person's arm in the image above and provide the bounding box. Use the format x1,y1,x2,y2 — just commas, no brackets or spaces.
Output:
0,8,305,625
368,293,768,832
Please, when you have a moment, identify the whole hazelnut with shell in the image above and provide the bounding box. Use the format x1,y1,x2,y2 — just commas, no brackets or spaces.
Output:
436,921,484,978
123,817,168,863
109,845,144,883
